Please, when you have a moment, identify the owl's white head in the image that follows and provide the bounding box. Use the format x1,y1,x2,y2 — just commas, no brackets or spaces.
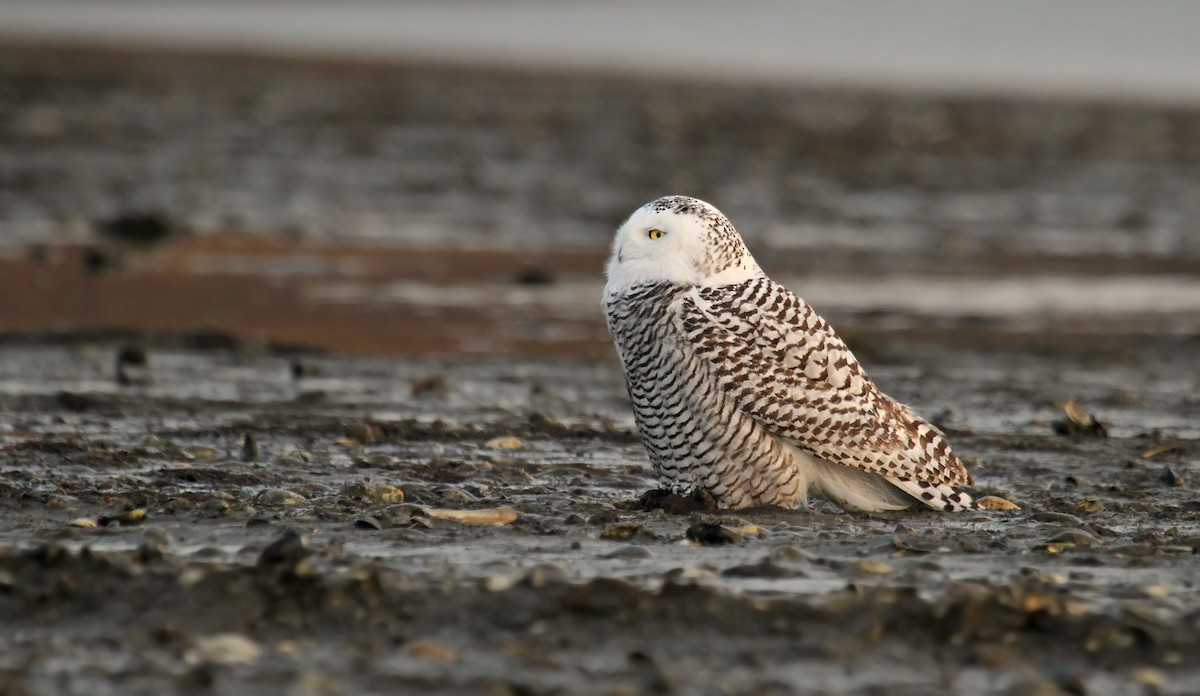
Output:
604,196,762,292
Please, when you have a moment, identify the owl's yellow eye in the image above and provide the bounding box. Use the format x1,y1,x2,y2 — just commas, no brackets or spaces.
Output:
647,229,666,239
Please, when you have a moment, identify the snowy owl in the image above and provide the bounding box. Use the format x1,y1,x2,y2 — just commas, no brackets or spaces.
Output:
603,196,975,512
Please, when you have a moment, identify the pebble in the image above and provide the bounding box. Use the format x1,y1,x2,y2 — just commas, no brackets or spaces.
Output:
1161,466,1185,487
1139,584,1173,598
257,531,310,571
138,529,170,561
1111,543,1156,557
483,572,523,592
410,374,450,397
975,496,1020,510
663,567,719,582
588,510,620,525
290,483,335,498
342,422,377,445
769,545,811,563
69,518,98,528
186,446,219,461
162,498,194,514
186,634,263,666
256,489,308,507
601,524,654,541
1029,511,1083,525
525,564,567,588
485,436,523,450
340,483,404,504
352,515,384,530
355,454,398,469
45,495,76,510
99,509,146,527
200,499,232,516
684,523,743,546
1046,529,1100,548
1131,667,1167,687
602,543,654,560
405,640,455,663
436,487,478,503
721,561,804,579
852,559,893,575
240,434,258,462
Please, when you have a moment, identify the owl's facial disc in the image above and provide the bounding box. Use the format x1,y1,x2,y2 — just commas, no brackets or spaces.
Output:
605,196,760,292
606,201,716,288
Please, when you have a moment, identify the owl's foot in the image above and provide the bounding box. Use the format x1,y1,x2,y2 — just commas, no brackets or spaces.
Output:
635,488,719,514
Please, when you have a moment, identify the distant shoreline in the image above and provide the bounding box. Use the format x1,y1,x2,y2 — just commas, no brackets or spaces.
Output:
3,0,1200,106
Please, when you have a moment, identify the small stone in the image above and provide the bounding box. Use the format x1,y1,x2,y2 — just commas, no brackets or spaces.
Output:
1139,584,1173,598
343,422,377,445
588,510,620,525
241,434,258,462
603,546,653,560
1029,511,1083,525
601,524,654,541
45,495,76,510
256,489,307,507
410,375,450,397
290,483,335,498
1047,529,1100,548
355,454,398,469
257,531,310,571
99,509,146,527
526,564,568,588
975,496,1020,510
352,516,384,530
852,559,893,575
187,447,218,461
98,212,175,246
163,498,195,513
1131,667,1166,687
115,345,151,386
138,529,170,561
485,436,523,450
684,523,743,546
483,573,522,592
1112,543,1156,557
769,545,811,563
200,499,232,516
405,640,455,663
1052,399,1107,437
287,672,340,696
341,483,404,504
722,561,804,578
186,634,263,666
69,518,98,528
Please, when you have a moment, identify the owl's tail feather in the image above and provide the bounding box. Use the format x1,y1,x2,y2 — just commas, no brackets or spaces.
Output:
888,479,1018,512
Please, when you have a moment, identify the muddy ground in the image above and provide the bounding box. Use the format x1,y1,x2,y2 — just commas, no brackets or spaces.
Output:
1,45,1200,695
1,339,1199,696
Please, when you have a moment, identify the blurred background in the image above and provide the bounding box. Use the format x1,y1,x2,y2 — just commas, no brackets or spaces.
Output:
2,0,1199,358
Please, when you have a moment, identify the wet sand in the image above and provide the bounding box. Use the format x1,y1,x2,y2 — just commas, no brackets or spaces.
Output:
2,341,1199,695
1,45,1200,695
